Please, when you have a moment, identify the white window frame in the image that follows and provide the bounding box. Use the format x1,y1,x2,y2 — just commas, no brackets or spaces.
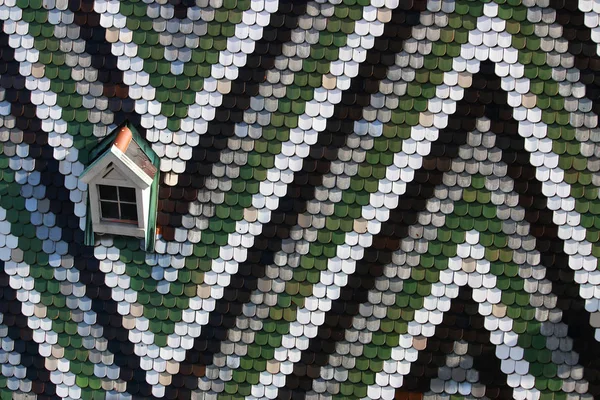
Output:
90,186,145,238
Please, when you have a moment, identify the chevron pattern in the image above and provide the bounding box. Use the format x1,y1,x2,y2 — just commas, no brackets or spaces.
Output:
1,0,600,399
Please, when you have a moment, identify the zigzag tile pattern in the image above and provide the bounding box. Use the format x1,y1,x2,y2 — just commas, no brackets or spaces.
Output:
3,0,600,399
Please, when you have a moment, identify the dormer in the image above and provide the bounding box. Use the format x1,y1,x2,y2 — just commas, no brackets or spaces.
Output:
81,121,160,251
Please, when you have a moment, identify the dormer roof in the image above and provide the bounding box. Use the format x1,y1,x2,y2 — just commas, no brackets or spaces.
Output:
80,121,160,188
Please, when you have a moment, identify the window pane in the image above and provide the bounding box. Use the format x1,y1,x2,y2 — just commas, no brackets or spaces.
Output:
98,185,138,224
120,204,138,222
101,201,120,219
119,187,136,203
99,185,118,201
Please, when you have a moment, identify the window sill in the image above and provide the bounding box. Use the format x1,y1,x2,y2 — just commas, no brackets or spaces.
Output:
93,222,146,238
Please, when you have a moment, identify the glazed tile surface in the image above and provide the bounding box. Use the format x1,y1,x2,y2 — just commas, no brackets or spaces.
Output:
3,0,600,399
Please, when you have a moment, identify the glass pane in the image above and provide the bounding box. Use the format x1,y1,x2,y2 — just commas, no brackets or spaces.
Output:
120,204,138,222
98,185,118,201
119,187,136,203
101,201,120,220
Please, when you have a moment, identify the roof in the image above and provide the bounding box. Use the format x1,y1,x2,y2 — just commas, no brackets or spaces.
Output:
81,120,159,185
0,0,599,400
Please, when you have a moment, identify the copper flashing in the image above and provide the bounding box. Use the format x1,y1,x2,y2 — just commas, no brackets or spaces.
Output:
113,125,133,153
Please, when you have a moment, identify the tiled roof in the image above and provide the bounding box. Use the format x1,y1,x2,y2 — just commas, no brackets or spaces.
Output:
1,0,600,399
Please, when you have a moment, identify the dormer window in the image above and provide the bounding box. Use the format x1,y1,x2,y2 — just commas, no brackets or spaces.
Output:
81,121,160,251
